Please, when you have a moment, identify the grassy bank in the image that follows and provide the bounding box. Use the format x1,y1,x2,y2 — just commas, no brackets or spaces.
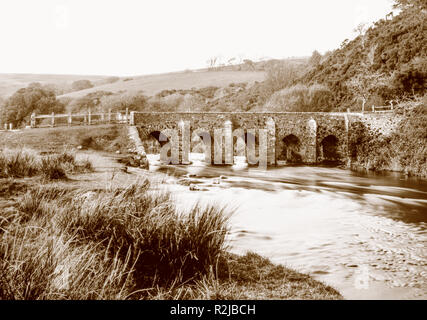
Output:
0,124,130,154
350,99,427,178
0,175,341,300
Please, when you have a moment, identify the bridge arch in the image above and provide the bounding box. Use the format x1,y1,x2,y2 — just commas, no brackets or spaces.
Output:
191,129,213,163
142,130,170,154
320,135,339,162
278,134,302,163
232,128,246,157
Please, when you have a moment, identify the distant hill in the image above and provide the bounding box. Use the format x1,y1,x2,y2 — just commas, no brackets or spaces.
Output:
0,74,110,98
301,7,426,108
57,70,265,100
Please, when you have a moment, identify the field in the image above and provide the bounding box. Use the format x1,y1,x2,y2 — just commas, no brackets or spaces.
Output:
0,125,342,300
58,70,265,99
0,70,265,100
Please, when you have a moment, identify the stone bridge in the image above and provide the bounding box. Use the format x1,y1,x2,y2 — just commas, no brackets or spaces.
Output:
130,112,397,166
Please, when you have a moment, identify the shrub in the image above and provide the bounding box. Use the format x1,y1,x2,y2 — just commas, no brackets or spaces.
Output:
0,83,64,128
349,97,427,177
265,61,300,93
71,80,94,92
56,181,231,287
264,84,334,112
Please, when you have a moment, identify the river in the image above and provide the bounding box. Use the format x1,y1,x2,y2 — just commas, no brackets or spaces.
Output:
147,154,427,300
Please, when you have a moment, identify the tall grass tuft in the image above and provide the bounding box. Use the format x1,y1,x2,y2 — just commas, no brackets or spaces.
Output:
0,149,93,180
0,179,231,299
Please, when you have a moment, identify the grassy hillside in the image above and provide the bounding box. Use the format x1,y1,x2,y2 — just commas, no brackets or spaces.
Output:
58,70,265,99
0,74,110,98
301,7,426,109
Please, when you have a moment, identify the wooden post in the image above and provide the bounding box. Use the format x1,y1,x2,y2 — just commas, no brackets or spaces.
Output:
372,106,375,112
68,112,72,127
51,112,55,127
88,108,92,126
4,123,7,130
31,113,36,128
347,108,350,113
125,108,129,124
130,111,135,125
9,123,12,130
108,109,111,123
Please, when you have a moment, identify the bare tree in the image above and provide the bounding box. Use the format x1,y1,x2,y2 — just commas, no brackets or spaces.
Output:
206,56,218,71
227,57,236,66
309,50,322,66
346,67,386,112
353,23,368,48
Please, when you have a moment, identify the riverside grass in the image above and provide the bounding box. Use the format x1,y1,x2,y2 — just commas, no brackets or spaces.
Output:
0,148,92,180
0,177,342,300
0,179,231,299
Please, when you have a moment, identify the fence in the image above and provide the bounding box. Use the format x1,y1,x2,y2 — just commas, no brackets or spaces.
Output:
27,108,131,129
370,105,394,113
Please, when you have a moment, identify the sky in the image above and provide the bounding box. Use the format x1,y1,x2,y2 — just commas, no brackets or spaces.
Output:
0,0,396,76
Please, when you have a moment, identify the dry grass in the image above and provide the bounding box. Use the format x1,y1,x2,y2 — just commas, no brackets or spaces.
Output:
0,148,92,180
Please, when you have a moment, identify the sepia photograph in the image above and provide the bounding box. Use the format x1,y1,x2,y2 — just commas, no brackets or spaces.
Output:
0,0,425,311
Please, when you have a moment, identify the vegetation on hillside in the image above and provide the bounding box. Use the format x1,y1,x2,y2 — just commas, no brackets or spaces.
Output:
350,97,427,177
302,6,426,110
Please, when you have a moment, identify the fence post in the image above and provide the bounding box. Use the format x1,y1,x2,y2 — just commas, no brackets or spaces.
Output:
108,109,111,123
51,112,55,127
88,108,92,126
9,123,13,130
125,108,129,124
4,123,7,131
346,108,350,113
130,111,135,125
68,112,72,127
31,113,36,128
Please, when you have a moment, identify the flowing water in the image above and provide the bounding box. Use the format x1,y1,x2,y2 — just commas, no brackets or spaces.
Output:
147,154,427,300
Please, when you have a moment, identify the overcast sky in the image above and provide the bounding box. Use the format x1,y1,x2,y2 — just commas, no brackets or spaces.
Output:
0,0,395,76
